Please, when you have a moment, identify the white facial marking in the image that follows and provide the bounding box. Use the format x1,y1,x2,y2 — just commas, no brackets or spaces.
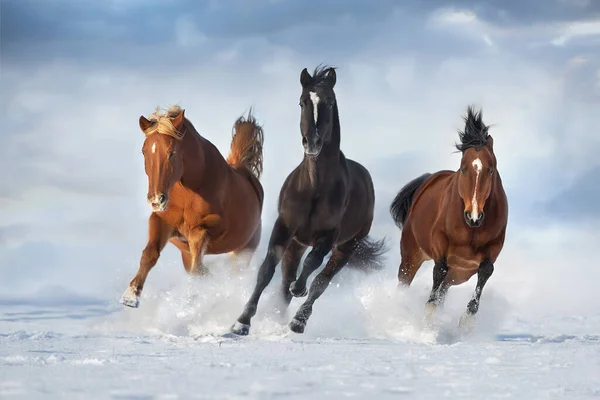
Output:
471,158,482,221
309,91,320,124
151,142,156,154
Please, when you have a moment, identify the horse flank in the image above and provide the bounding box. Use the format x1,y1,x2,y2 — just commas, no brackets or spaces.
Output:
389,173,432,229
226,110,264,180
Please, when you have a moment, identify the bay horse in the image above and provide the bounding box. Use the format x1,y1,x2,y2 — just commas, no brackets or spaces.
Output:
389,106,508,330
120,105,265,308
232,66,387,335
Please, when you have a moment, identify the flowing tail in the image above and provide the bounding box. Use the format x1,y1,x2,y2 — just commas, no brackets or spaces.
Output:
226,109,264,180
389,173,431,229
346,236,389,273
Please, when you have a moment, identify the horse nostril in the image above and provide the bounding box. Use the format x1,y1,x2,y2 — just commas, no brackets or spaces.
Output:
465,211,471,220
158,194,166,204
302,137,308,146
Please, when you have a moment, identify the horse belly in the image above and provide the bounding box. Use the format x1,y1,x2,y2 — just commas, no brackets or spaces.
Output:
293,225,315,247
209,184,262,254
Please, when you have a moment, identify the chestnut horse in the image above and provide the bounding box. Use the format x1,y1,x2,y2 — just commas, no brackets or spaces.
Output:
120,105,265,308
232,66,387,335
389,106,508,330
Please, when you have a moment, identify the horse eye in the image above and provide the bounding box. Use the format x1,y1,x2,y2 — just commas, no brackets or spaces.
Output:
489,168,494,176
461,168,466,175
169,151,175,159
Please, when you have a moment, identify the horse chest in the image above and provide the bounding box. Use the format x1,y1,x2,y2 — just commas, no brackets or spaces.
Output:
280,187,340,242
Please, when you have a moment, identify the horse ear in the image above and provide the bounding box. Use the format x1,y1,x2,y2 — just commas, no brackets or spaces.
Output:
487,135,494,150
300,68,312,87
170,109,185,131
139,115,152,132
326,68,336,87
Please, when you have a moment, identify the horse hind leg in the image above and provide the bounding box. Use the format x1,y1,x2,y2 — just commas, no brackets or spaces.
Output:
397,223,427,287
230,223,262,276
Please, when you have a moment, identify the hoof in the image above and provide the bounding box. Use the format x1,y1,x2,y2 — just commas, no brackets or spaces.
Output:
120,287,140,308
289,281,308,298
423,302,437,325
289,318,306,334
458,311,477,334
231,321,250,336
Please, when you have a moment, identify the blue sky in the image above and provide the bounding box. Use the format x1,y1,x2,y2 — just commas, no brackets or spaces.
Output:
1,0,599,312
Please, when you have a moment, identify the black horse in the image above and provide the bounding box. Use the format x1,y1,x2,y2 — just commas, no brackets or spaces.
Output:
231,65,387,335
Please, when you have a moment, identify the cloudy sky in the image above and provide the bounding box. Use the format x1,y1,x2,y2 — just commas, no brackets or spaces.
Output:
1,0,599,316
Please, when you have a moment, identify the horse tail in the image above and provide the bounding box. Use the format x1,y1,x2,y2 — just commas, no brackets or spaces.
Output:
226,108,264,180
346,236,389,273
390,173,432,229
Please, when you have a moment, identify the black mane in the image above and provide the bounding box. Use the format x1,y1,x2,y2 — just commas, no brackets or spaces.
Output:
310,64,336,88
455,106,489,152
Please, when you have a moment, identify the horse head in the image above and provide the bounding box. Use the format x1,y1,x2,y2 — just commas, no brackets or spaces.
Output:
456,106,497,228
138,106,187,212
298,66,338,158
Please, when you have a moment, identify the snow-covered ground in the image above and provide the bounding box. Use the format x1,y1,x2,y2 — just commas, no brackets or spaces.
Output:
1,252,599,400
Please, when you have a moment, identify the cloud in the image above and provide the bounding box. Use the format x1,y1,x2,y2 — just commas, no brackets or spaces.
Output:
543,165,600,220
430,9,478,25
174,15,208,48
551,19,600,45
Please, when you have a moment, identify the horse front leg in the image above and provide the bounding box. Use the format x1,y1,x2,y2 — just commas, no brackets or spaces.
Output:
459,259,494,332
186,214,223,276
423,258,450,324
187,228,210,276
274,240,307,318
231,217,293,336
121,213,173,308
289,238,356,334
289,230,336,298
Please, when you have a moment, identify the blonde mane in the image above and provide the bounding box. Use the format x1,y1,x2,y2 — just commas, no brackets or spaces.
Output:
143,105,186,140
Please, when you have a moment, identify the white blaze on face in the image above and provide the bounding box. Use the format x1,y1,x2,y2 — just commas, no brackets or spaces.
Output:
471,158,483,221
309,91,320,124
151,142,156,154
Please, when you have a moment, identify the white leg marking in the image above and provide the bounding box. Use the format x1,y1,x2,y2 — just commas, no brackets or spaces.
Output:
309,91,320,124
151,142,156,154
120,286,140,308
471,158,482,221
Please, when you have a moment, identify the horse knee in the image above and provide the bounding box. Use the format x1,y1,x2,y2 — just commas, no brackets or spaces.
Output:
398,261,416,285
141,246,160,266
478,260,494,278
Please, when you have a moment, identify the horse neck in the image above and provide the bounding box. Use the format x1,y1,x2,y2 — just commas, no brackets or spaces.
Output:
302,108,342,189
179,123,229,190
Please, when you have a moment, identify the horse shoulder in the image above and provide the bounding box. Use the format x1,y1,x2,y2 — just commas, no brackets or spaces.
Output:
277,168,312,225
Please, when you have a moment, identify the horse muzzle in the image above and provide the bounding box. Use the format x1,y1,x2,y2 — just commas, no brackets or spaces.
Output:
464,210,485,227
302,135,322,158
148,193,169,212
